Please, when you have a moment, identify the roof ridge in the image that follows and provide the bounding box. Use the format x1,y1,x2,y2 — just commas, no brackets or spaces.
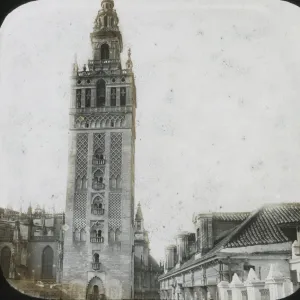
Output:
219,207,262,249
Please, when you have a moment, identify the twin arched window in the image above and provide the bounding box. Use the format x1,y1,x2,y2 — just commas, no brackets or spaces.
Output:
74,229,86,242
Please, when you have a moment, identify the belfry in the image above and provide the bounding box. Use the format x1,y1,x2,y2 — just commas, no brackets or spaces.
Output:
62,0,137,299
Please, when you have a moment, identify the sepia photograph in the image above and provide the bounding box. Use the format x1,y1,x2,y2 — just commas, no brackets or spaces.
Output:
1,0,300,299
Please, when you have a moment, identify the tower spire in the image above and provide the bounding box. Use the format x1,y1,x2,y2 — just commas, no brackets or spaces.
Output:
135,202,143,221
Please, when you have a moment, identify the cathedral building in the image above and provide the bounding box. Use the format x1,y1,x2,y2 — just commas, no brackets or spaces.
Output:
134,203,163,300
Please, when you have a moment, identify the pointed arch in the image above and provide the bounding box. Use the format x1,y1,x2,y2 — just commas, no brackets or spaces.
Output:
115,229,121,242
101,43,109,60
103,16,108,28
110,176,117,189
93,253,100,263
0,246,11,278
80,229,86,242
81,176,87,189
41,246,54,279
74,229,80,241
76,176,82,190
116,175,122,189
109,229,115,243
96,79,106,107
86,276,105,298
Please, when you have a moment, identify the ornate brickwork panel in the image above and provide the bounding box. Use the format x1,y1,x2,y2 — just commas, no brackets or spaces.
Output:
93,133,105,154
75,133,88,178
73,192,87,230
74,114,125,129
108,193,122,231
110,133,123,178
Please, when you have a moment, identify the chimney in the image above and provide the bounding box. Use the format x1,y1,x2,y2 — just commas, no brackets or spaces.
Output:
175,232,190,264
193,213,213,256
164,245,177,272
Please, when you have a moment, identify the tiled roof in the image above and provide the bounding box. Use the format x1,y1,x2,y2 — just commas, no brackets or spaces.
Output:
159,203,300,280
212,212,250,222
225,203,300,248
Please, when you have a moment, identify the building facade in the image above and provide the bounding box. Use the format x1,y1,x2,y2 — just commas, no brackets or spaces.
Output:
158,203,300,300
134,203,163,300
0,206,64,298
62,0,136,299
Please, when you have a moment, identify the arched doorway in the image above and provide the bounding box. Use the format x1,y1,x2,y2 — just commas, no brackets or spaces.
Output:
41,246,53,280
0,247,11,278
87,276,105,300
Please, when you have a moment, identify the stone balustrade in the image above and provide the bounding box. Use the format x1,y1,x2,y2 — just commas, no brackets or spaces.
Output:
218,265,295,300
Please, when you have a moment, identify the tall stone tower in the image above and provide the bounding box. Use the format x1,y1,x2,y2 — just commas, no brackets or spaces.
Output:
62,0,136,299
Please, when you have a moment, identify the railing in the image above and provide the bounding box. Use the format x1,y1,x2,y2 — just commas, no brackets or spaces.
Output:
92,262,101,270
70,106,132,114
76,67,131,78
91,208,105,215
92,182,105,190
90,237,104,243
88,59,121,65
92,159,106,165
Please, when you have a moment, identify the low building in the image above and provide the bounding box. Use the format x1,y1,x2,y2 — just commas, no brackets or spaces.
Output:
158,203,300,300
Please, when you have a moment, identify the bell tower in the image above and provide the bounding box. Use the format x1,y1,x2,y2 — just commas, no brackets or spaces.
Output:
62,0,136,299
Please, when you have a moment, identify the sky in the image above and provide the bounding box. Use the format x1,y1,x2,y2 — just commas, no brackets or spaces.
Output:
1,0,300,261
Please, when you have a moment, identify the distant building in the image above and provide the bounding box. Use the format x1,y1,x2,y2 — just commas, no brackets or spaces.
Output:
0,202,162,299
134,203,163,299
158,203,300,300
0,205,64,283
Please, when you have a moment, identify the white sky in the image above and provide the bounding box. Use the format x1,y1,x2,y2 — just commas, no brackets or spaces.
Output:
1,0,300,261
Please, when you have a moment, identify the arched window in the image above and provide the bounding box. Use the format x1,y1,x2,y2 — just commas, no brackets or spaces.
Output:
74,229,80,241
93,170,103,183
109,230,115,243
110,177,117,189
115,229,121,242
91,230,97,238
81,176,87,189
76,89,82,108
0,247,11,278
93,253,100,263
104,15,108,27
101,44,109,60
76,177,82,190
110,87,116,106
96,79,106,107
80,229,86,242
41,246,54,279
85,88,91,108
97,230,102,238
110,120,115,127
120,87,126,106
116,175,121,189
